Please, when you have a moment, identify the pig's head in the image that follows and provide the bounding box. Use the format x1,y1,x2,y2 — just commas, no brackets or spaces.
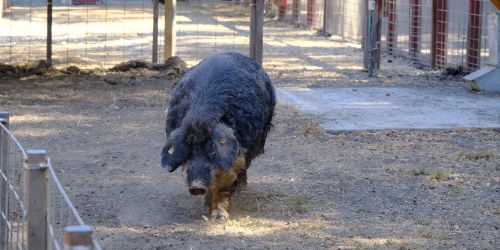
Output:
161,122,240,195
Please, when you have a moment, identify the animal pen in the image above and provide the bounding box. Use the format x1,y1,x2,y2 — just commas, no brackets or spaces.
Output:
0,0,496,72
0,0,498,249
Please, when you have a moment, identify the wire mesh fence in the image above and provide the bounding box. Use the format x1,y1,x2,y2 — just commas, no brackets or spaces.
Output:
0,112,101,250
271,0,496,72
0,0,253,68
265,0,324,30
323,0,364,42
176,0,250,66
47,157,101,250
0,0,496,72
0,115,27,250
0,0,167,68
380,0,495,72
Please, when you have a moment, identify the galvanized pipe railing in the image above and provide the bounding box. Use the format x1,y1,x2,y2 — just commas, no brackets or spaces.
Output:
0,111,101,250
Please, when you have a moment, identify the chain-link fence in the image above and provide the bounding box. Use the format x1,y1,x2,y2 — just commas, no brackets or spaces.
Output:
0,112,101,250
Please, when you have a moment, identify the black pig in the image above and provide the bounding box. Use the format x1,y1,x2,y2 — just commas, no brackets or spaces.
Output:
161,52,275,220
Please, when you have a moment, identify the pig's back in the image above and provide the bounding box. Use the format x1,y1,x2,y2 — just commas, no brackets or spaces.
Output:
166,52,275,159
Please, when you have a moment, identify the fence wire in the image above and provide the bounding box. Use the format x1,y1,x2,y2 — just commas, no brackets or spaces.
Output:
323,0,364,42
380,0,494,71
1,0,496,72
0,0,166,68
265,0,324,30
176,0,250,66
47,158,101,250
0,116,101,250
273,0,495,72
0,121,27,250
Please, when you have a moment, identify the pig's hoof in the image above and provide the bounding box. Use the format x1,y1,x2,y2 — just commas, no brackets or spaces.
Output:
210,208,229,221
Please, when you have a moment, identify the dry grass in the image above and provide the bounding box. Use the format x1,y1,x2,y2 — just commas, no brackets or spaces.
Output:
459,150,496,161
408,166,450,182
289,195,308,214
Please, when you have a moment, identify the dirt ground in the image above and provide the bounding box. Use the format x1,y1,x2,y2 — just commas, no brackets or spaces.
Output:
1,21,499,250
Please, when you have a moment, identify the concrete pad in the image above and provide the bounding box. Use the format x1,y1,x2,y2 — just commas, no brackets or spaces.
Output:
277,87,500,131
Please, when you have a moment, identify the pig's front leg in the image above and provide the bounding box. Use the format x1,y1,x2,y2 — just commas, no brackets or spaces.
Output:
206,151,246,221
206,188,231,221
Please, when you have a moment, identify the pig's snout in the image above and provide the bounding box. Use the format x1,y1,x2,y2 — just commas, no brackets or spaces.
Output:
188,179,207,195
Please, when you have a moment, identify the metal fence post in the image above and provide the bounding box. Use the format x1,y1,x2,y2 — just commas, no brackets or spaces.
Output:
431,0,448,69
466,0,483,71
64,225,93,250
409,0,421,62
0,112,9,249
387,0,397,54
24,150,48,250
250,0,264,65
364,0,377,76
307,0,315,27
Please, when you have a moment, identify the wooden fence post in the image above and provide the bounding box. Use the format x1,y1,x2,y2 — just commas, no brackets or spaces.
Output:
250,0,265,65
1,0,10,18
164,0,176,60
64,225,93,250
153,0,159,63
431,0,447,69
466,0,483,71
24,150,48,250
47,0,53,65
0,112,9,249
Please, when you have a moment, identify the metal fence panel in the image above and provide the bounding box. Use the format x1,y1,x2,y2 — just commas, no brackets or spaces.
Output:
0,112,101,250
0,115,28,250
379,0,494,71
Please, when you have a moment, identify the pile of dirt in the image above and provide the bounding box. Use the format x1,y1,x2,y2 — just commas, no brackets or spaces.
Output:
0,60,52,77
110,56,187,78
0,56,188,80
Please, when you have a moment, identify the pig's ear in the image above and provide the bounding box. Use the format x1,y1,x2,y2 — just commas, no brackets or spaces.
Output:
161,129,190,172
208,123,239,171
